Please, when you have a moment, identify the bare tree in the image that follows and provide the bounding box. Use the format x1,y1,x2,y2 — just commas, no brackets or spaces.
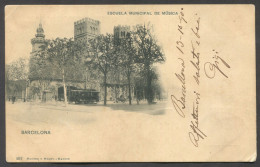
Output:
116,32,137,105
134,23,165,104
29,47,54,100
39,38,82,106
6,58,28,81
88,34,116,105
6,58,29,98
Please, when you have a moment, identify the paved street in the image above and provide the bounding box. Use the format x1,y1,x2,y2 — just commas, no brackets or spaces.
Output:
6,100,180,162
5,99,238,162
6,100,168,126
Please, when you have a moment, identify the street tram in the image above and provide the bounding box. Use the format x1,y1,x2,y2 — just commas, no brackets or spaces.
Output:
58,87,99,104
69,89,100,104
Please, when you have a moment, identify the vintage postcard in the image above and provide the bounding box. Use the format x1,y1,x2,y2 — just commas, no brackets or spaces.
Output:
5,5,256,162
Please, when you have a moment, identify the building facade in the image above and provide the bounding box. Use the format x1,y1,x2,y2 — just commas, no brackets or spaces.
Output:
27,20,134,103
28,23,85,101
74,17,102,93
31,23,48,53
74,17,100,42
114,25,130,45
103,25,132,101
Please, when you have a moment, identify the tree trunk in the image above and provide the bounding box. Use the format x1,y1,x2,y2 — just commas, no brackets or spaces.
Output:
128,74,132,105
145,63,153,104
85,72,87,89
135,87,140,105
25,86,28,102
147,70,153,104
114,86,117,103
40,91,43,102
62,69,68,106
104,74,107,105
147,76,153,104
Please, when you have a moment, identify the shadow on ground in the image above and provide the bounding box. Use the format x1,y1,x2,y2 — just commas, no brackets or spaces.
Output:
73,101,167,115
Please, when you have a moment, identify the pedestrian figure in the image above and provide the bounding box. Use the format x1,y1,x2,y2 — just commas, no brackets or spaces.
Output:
12,96,16,104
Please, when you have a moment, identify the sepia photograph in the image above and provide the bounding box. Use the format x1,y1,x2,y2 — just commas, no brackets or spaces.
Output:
5,5,256,162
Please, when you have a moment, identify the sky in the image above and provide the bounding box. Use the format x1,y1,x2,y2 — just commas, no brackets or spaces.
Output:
5,5,176,64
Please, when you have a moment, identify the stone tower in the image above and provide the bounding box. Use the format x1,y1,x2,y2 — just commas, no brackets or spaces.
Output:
74,17,101,42
114,25,130,44
31,23,47,54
